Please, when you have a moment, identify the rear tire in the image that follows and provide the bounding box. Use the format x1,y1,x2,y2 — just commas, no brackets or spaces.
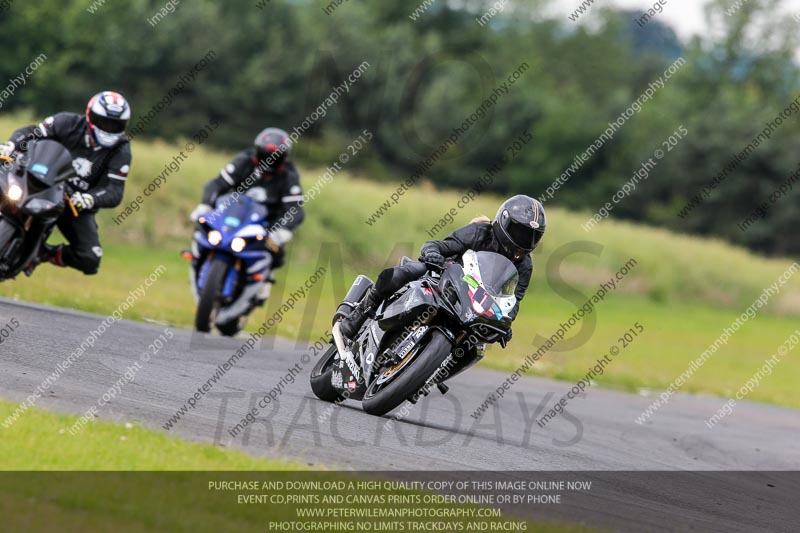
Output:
310,345,346,403
362,330,452,417
195,258,229,333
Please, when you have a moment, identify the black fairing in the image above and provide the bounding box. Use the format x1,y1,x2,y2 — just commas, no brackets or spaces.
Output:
355,321,387,398
25,140,74,188
437,263,473,322
378,280,437,331
0,140,72,279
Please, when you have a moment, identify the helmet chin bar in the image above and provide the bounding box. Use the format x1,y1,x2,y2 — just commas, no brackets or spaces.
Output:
93,127,123,147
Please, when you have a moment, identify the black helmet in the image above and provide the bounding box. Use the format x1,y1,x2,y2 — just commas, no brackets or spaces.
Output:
254,127,291,171
492,195,546,260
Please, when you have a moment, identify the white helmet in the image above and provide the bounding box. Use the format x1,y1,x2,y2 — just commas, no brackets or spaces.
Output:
85,91,130,147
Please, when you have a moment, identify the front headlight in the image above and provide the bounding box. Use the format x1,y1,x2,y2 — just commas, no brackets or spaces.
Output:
207,230,222,246
7,184,22,202
231,237,246,253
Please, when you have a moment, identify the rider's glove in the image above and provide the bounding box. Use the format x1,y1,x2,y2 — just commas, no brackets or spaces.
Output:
420,249,445,269
0,141,15,158
267,227,293,247
189,203,212,222
70,192,94,212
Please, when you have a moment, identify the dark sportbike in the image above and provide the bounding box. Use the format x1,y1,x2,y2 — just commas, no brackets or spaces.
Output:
0,140,76,281
311,250,517,416
186,191,274,336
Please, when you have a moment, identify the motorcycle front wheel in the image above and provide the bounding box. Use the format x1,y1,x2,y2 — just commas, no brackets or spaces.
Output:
0,219,22,279
217,315,247,337
362,330,452,417
194,257,229,333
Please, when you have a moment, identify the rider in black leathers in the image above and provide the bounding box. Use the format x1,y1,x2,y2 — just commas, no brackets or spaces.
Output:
1,91,132,275
189,127,304,302
339,195,547,341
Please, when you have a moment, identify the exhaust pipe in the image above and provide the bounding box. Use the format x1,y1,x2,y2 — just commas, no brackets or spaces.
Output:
332,322,352,361
332,322,361,381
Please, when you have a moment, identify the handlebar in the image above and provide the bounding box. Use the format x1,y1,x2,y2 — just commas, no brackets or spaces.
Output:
423,260,444,274
423,259,456,274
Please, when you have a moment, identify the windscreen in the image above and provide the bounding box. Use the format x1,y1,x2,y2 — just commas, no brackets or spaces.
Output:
215,193,267,225
475,251,518,297
26,140,73,187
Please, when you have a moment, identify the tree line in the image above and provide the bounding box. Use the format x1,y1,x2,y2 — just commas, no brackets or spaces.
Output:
0,0,797,255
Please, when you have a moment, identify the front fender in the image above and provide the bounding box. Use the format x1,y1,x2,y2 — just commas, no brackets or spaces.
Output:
197,254,235,292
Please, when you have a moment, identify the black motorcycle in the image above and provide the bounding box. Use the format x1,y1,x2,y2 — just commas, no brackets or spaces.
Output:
0,140,75,280
311,250,518,416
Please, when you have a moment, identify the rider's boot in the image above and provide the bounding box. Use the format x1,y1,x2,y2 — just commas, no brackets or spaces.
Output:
339,286,380,340
23,244,64,277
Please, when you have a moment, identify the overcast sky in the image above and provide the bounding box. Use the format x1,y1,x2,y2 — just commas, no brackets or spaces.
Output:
612,0,708,37
549,0,800,40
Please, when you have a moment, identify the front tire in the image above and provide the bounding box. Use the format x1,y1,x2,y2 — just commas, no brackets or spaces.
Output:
0,219,22,279
310,344,346,403
217,316,246,337
362,330,452,417
194,258,229,333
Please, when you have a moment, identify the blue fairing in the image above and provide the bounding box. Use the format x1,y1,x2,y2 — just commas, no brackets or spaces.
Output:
194,192,271,300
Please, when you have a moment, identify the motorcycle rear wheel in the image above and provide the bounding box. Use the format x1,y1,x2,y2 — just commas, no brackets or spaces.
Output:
309,344,347,403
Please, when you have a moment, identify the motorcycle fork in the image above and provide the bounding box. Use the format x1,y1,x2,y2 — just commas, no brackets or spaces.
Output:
23,219,50,260
223,258,243,302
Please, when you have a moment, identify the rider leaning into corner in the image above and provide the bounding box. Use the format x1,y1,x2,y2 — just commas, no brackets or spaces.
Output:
188,127,305,304
0,91,132,276
339,194,547,344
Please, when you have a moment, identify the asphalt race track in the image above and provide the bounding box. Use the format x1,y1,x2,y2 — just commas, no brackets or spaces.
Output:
1,298,798,532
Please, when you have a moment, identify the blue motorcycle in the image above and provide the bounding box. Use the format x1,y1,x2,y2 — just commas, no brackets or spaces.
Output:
187,191,273,336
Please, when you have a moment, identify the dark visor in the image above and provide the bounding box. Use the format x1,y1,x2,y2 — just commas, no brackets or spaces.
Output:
507,219,536,250
256,145,287,165
90,110,127,134
256,147,278,159
533,227,544,246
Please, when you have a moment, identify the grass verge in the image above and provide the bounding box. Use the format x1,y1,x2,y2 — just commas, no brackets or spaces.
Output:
0,401,599,532
1,113,799,408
